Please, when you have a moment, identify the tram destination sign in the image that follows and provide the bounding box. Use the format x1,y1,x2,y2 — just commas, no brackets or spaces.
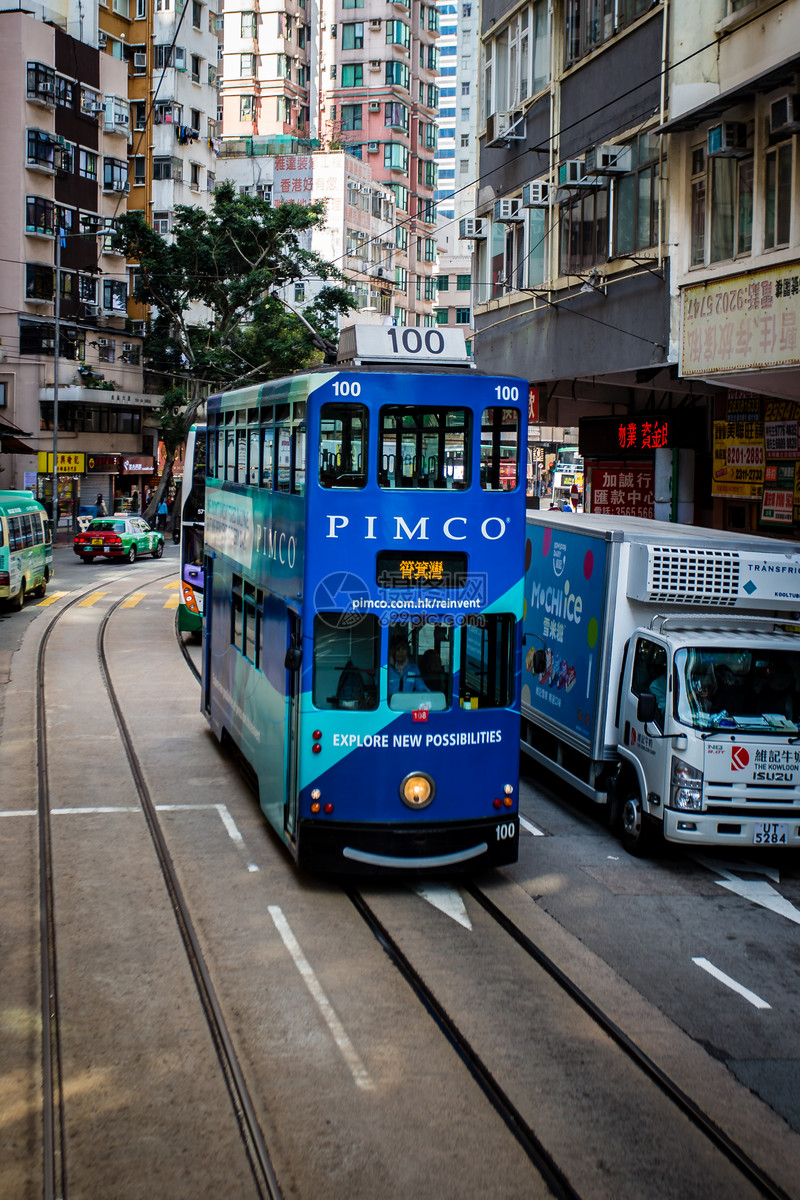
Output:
336,324,472,366
376,550,469,589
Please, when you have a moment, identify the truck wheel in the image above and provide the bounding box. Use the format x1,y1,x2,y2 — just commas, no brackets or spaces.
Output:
620,786,656,856
11,579,25,612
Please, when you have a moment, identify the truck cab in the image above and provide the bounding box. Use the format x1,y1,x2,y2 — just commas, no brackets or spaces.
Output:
617,621,800,853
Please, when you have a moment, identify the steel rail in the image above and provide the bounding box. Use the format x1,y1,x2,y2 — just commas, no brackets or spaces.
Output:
466,882,794,1200
98,590,282,1200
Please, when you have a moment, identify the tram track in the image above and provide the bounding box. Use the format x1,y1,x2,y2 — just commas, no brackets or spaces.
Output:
35,570,282,1200
347,882,796,1200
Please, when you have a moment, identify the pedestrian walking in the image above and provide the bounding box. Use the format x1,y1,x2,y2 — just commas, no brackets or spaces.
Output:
96,492,107,517
156,498,168,530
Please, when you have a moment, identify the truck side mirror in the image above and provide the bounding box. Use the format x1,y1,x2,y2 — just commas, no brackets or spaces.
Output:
285,646,302,671
531,649,547,674
637,692,657,723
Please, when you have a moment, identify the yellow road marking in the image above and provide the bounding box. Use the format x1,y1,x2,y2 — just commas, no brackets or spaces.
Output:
37,591,69,607
164,579,180,590
121,593,147,608
77,592,108,607
164,594,179,609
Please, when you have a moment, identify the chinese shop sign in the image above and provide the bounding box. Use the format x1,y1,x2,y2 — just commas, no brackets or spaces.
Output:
712,420,765,498
681,262,800,376
587,462,655,518
579,411,696,457
761,463,796,525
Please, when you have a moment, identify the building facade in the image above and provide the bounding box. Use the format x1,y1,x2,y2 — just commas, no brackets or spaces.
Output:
0,10,159,518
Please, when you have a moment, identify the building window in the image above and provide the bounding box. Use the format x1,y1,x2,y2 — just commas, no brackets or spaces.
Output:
102,279,128,313
241,11,256,36
133,156,146,185
294,282,305,302
341,104,362,131
565,0,650,66
455,308,470,324
435,308,449,325
614,134,661,257
385,102,409,132
690,146,706,267
483,0,549,121
709,156,753,262
385,143,408,173
342,21,364,49
192,0,202,27
79,149,98,181
26,196,55,236
386,61,410,89
241,95,256,119
765,141,793,250
240,53,254,74
561,187,609,275
456,274,471,290
342,64,364,87
153,211,171,234
25,264,53,301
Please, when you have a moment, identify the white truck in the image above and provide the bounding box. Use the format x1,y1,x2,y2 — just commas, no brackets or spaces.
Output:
521,511,800,854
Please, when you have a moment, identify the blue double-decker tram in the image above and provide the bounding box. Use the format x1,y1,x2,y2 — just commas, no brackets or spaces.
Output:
202,326,528,873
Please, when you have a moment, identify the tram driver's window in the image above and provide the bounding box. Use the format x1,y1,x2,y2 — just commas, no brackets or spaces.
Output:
387,618,452,711
459,614,514,708
379,406,470,489
480,407,520,491
313,613,379,710
319,403,368,488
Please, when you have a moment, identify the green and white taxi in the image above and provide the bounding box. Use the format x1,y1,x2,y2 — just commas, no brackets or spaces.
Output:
73,516,165,564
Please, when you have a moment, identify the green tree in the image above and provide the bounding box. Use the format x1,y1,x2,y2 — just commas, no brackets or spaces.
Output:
113,182,354,519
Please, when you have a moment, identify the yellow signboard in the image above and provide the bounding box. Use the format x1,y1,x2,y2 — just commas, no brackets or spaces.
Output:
682,262,800,376
38,452,86,474
711,421,764,498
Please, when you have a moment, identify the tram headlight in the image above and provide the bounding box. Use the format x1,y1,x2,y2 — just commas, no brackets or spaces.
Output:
400,771,435,810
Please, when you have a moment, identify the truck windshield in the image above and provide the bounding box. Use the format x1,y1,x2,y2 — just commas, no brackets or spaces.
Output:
674,647,800,732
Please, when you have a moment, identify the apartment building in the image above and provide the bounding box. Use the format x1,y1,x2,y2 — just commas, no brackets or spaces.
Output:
0,10,158,514
434,0,478,228
663,0,800,534
472,0,722,525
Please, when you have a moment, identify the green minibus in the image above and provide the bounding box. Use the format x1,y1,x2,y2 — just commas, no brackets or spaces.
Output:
0,491,53,610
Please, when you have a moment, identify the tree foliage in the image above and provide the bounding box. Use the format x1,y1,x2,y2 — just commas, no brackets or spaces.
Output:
112,182,355,515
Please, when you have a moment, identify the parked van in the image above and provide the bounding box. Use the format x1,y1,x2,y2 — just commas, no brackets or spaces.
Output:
0,491,53,610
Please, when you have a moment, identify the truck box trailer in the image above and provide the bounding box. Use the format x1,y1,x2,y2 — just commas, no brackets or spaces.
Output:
521,511,800,853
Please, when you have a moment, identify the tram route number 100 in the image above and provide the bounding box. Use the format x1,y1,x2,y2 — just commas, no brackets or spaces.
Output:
495,821,516,841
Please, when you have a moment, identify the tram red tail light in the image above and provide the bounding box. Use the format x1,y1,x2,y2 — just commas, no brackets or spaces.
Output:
493,798,503,809
323,803,334,814
312,743,322,755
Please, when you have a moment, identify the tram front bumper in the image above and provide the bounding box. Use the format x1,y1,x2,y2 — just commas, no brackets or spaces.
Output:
296,815,519,875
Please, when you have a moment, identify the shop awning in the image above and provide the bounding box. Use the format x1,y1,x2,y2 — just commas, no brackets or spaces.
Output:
658,52,800,133
0,416,36,455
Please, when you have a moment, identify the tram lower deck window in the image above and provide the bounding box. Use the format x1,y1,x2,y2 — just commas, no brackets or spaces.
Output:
313,614,379,710
460,614,514,707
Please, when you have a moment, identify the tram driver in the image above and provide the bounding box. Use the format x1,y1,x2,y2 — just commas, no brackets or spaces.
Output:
388,637,430,697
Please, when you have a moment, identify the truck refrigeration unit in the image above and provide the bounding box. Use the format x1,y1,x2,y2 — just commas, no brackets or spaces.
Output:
521,511,800,854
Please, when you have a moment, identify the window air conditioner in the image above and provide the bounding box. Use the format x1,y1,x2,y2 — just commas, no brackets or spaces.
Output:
83,304,101,317
485,109,525,149
112,180,128,191
367,141,379,153
769,95,800,136
123,343,134,352
368,265,387,279
368,101,381,112
557,159,598,187
134,53,147,69
584,143,632,174
369,60,381,71
38,81,55,95
707,122,747,157
522,181,551,207
97,338,110,347
98,31,107,46
458,217,486,239
370,18,382,28
493,198,523,222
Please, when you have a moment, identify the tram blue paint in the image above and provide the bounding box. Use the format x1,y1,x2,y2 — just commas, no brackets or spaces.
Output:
203,365,527,873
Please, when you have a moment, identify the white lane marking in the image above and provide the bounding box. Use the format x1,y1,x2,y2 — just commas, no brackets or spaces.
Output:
693,855,800,926
44,803,260,872
158,803,260,872
692,958,771,1010
0,810,38,817
411,882,472,929
519,814,545,836
268,905,374,1091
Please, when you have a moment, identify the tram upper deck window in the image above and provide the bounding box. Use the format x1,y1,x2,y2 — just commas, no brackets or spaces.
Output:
275,402,307,495
379,406,470,489
262,405,274,488
319,402,367,488
460,614,514,708
313,613,379,711
480,407,520,491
